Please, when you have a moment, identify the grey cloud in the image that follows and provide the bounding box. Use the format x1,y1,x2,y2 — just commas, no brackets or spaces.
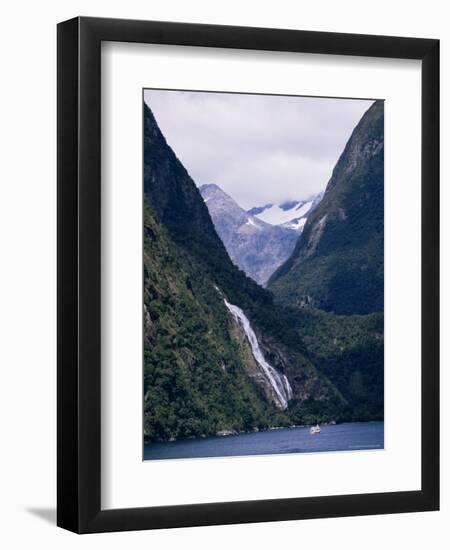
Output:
144,89,373,209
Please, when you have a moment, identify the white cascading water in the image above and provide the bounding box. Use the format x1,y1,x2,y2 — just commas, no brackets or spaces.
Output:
224,299,293,410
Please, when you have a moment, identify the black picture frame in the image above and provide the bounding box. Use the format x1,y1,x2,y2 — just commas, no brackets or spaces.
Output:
57,16,439,533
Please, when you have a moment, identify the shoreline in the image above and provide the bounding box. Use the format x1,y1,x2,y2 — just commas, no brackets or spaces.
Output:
144,419,384,446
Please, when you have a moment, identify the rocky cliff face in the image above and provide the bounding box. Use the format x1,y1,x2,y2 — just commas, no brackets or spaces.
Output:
200,184,298,286
269,100,384,315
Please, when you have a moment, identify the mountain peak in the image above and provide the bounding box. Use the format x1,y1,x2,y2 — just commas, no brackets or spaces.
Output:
200,184,241,211
199,183,222,193
269,100,384,315
199,184,298,286
143,103,231,262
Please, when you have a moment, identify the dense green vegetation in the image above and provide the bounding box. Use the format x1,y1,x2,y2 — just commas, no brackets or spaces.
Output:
267,101,385,421
143,104,307,358
269,101,384,316
285,307,384,421
143,202,288,441
143,202,349,441
143,104,348,442
143,101,385,443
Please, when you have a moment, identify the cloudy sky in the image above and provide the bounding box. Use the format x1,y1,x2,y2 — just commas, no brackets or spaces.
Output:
144,89,374,209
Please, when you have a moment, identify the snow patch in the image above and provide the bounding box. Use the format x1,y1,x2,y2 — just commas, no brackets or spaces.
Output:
294,200,313,217
245,217,261,229
253,201,313,226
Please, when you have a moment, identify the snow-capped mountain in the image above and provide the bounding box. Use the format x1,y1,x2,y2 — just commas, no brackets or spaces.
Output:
248,192,324,231
199,184,298,286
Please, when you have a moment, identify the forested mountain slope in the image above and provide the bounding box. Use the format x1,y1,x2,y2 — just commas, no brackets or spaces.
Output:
143,104,347,441
269,100,384,316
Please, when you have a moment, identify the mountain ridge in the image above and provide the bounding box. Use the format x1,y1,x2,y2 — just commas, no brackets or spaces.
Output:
248,192,324,231
143,103,349,441
199,183,298,286
269,100,384,315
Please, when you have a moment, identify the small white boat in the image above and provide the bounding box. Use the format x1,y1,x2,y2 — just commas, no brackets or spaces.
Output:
310,424,321,435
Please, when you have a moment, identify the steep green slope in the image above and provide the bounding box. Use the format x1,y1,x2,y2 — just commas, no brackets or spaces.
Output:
269,100,384,315
144,105,224,259
143,203,286,441
144,103,310,360
284,307,384,421
143,103,348,441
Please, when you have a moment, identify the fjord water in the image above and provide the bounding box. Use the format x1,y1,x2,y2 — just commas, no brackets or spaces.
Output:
144,421,384,460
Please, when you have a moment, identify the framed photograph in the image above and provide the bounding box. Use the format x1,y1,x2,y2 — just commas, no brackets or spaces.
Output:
57,17,439,533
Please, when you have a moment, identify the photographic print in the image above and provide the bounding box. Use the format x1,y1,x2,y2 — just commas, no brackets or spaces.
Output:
143,90,384,461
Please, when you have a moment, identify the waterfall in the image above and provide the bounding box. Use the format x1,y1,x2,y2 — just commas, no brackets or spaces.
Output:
224,299,293,410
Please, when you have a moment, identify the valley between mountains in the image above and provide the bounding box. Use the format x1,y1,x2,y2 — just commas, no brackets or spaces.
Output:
143,99,384,443
199,183,323,286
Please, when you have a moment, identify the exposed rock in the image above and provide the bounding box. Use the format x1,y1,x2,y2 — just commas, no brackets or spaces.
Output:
200,184,298,286
305,214,328,258
143,304,155,339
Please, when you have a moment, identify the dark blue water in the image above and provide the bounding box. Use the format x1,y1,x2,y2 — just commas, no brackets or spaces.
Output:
144,421,384,460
